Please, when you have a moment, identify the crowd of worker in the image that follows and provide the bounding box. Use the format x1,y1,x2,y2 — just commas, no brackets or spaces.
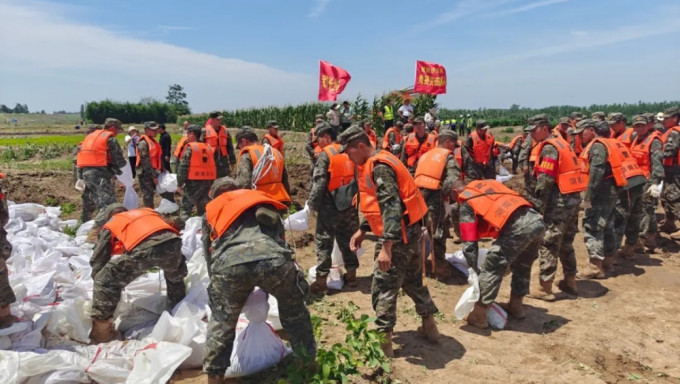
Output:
0,103,679,383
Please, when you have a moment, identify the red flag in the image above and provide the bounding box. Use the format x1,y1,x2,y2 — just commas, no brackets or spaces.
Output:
413,60,447,95
318,60,351,101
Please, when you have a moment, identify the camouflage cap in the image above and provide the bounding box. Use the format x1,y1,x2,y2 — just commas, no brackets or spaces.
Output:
235,126,258,144
94,203,127,228
338,124,368,152
267,120,279,128
573,119,596,134
558,117,570,124
475,119,489,129
104,118,122,129
395,120,404,127
569,112,584,120
315,114,325,120
631,115,648,126
438,129,458,142
594,121,611,135
210,177,239,198
209,111,223,119
314,122,333,141
87,124,101,134
144,121,159,130
526,114,550,131
404,123,414,133
413,116,425,124
187,124,202,137
662,107,680,118
607,112,627,124
591,112,606,121
642,113,656,123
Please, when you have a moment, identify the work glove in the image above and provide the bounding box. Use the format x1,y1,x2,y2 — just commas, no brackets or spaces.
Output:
647,183,661,198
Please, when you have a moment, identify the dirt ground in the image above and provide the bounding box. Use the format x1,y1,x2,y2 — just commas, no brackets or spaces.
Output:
5,157,680,384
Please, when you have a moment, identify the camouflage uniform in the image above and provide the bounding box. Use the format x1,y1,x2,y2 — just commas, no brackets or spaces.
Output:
662,129,680,228
385,130,402,155
235,151,291,198
0,180,15,307
137,138,175,208
461,205,545,304
80,132,127,220
200,127,236,178
464,131,496,180
511,136,524,174
517,134,537,196
364,163,438,333
637,131,665,238
400,133,430,174
176,145,212,225
73,142,96,222
534,138,581,282
308,150,359,277
202,201,315,375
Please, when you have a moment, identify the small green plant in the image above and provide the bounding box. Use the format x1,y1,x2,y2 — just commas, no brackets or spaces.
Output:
503,127,515,133
60,203,75,215
62,225,78,237
45,197,58,206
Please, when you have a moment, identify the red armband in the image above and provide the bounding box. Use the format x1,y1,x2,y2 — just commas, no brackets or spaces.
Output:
535,157,558,177
459,222,479,242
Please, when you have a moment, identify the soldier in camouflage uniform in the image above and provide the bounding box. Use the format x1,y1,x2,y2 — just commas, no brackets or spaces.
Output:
308,123,360,294
176,125,216,227
660,107,680,240
517,132,537,196
524,115,582,301
89,204,187,343
74,125,100,222
201,111,236,178
0,173,18,329
137,121,175,208
340,125,439,358
202,178,315,382
591,111,606,121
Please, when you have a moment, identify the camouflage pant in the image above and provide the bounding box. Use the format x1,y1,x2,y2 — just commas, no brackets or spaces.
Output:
661,176,680,224
91,238,187,319
0,258,16,307
139,173,175,208
479,208,545,305
204,257,315,375
538,202,580,282
582,188,618,260
614,185,644,247
640,183,659,237
314,205,359,276
524,170,536,198
425,192,448,262
216,157,231,179
81,187,97,222
82,169,117,219
179,181,211,224
372,227,438,333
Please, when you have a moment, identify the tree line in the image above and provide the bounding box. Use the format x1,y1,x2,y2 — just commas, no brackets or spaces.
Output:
0,104,30,114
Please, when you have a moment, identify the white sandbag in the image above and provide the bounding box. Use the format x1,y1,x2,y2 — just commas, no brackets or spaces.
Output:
330,240,343,267
283,202,309,231
155,172,177,194
9,203,46,221
487,302,508,330
454,269,480,320
308,265,344,291
266,295,283,331
126,342,192,384
445,248,489,277
76,220,95,237
45,298,92,343
149,308,206,369
225,289,291,378
181,217,203,258
155,198,179,214
499,164,510,176
116,161,135,188
26,368,90,383
122,187,139,211
496,174,513,183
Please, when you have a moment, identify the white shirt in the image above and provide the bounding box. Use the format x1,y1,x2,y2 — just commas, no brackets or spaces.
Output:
125,135,138,157
398,104,414,117
327,109,340,126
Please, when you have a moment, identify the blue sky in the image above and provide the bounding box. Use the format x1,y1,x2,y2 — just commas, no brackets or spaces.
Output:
0,0,678,114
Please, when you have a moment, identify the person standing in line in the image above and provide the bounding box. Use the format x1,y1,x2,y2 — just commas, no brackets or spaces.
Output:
159,123,172,173
124,126,139,178
176,124,217,227
326,103,341,132
340,101,354,131
137,121,175,207
202,111,236,178
380,99,395,131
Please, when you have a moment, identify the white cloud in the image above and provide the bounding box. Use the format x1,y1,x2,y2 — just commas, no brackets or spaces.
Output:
488,0,568,17
308,0,331,19
0,1,316,113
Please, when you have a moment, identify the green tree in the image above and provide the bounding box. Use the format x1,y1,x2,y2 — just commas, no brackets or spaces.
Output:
166,84,191,115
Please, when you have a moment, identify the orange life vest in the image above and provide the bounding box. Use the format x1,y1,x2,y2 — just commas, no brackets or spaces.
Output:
263,133,284,155
579,138,626,187
614,127,635,149
572,133,583,155
76,130,113,167
630,131,662,179
103,208,178,254
509,135,523,150
323,143,356,192
205,189,286,240
414,147,452,190
529,142,540,164
453,147,465,180
535,136,588,194
239,145,291,203
661,126,680,166
358,151,427,242
173,135,189,159
365,129,378,148
381,127,403,150
136,135,162,170
613,140,646,180
469,131,494,165
187,143,217,180
204,124,230,157
404,133,437,167
553,126,568,140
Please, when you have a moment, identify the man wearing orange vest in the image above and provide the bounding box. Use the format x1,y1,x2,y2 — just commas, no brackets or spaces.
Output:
339,125,440,358
74,124,101,222
262,120,285,157
201,111,236,178
381,120,404,155
305,115,326,163
89,204,187,343
308,123,359,294
0,172,18,330
517,131,538,196
414,130,461,279
660,107,680,239
176,125,217,226
202,178,316,381
170,122,190,173
453,179,546,329
234,127,291,205
465,120,496,179
630,115,665,251
573,120,626,279
568,113,585,155
609,113,635,148
362,119,378,149
137,121,174,208
76,118,128,222
525,114,586,301
401,116,437,174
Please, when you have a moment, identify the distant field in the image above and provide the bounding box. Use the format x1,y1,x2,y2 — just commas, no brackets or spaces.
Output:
0,113,81,126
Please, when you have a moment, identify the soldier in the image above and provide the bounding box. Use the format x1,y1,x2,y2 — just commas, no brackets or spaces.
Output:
234,127,291,205
74,124,100,222
262,120,285,157
660,107,680,239
0,173,17,329
362,119,378,149
381,120,404,155
202,111,236,178
136,121,174,208
202,178,316,382
630,115,664,251
455,179,545,328
591,111,606,121
465,120,496,179
340,125,440,358
574,120,626,278
176,124,217,226
401,117,437,174
525,114,587,301
414,130,461,279
517,130,538,196
308,123,360,294
89,204,187,343
76,118,127,221
609,112,635,148
568,112,584,155
508,132,527,174
305,117,326,167
170,123,190,173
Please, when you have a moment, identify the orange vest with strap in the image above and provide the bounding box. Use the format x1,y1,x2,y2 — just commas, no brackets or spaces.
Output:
366,129,378,148
323,143,356,192
614,127,635,149
579,138,626,187
136,135,162,170
381,127,403,150
453,147,465,180
469,131,494,165
509,135,523,150
404,133,437,167
263,133,285,155
239,145,291,203
358,151,427,242
204,125,230,157
529,142,540,164
535,136,588,194
76,130,113,167
310,127,319,150
572,133,583,155
630,131,661,178
613,140,646,180
661,126,680,166
414,147,451,190
205,189,286,240
458,179,531,240
173,135,189,159
187,143,217,180
103,208,178,254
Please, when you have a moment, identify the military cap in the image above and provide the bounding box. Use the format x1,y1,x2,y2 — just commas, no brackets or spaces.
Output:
235,126,258,144
591,112,606,121
361,119,372,127
404,123,414,133
438,129,458,142
569,112,584,120
314,122,333,141
607,113,627,124
573,119,596,134
338,124,368,152
526,114,550,131
209,111,223,119
187,124,202,137
631,115,648,126
144,121,158,130
474,119,489,129
594,121,611,135
210,177,239,198
87,124,101,134
315,118,325,124
94,203,127,228
267,120,279,128
558,117,570,124
413,116,425,124
662,107,680,118
523,125,533,133
104,118,122,129
395,120,404,127
315,114,325,120
642,113,656,124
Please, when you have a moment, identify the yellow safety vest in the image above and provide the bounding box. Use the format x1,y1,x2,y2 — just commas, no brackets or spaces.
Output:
384,105,393,120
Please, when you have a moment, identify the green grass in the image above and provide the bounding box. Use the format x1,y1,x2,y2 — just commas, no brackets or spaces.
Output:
1,158,73,171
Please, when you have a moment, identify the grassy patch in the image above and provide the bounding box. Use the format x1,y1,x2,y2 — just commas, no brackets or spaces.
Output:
2,158,73,171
